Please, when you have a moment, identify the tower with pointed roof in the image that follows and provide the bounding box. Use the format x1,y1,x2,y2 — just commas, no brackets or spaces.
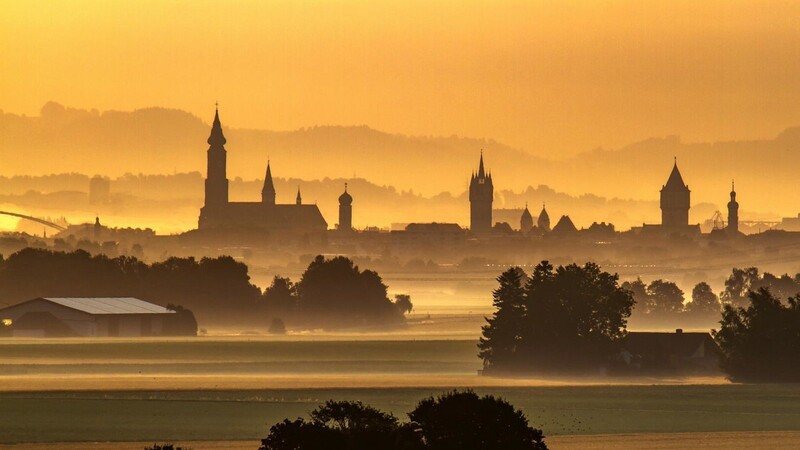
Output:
660,158,691,229
520,203,533,233
469,152,493,234
727,180,739,234
338,183,353,231
538,203,550,232
204,105,229,208
198,106,327,233
262,161,276,205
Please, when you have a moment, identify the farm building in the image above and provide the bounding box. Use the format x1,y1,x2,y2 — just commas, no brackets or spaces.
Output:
616,329,720,373
0,297,177,337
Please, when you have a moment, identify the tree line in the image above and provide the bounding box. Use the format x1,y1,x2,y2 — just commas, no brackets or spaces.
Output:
479,261,800,381
0,249,410,330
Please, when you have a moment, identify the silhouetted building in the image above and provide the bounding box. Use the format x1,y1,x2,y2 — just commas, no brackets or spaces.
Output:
338,184,353,232
520,204,533,233
661,159,691,229
492,222,515,235
296,187,302,205
469,152,493,234
198,108,327,233
537,204,551,232
727,180,739,234
551,215,578,235
392,222,466,247
88,176,111,205
617,330,719,373
0,297,175,337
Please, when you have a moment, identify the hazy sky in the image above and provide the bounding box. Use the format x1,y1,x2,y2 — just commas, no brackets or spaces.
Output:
3,1,800,156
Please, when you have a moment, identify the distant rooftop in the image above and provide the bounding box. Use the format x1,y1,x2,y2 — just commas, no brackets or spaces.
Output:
41,297,174,315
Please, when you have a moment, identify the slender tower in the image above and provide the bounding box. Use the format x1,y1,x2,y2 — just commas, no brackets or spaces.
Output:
204,106,229,208
727,180,739,234
339,183,353,231
469,152,493,234
296,187,302,205
261,161,276,205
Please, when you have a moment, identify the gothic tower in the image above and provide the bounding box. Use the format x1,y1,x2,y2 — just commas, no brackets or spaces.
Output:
204,107,229,208
660,159,691,229
296,187,302,205
262,161,276,205
727,180,739,234
469,152,493,234
339,183,353,231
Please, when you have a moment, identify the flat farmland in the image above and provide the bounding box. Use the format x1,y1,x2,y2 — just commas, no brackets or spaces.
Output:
1,338,799,448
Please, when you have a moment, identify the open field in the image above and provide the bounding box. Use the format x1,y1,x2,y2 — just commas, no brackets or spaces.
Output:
5,432,800,450
1,338,797,448
3,385,800,444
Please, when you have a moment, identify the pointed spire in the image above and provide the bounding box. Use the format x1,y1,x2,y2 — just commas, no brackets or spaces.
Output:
664,158,688,190
261,160,276,204
296,186,302,205
478,150,486,178
207,104,227,146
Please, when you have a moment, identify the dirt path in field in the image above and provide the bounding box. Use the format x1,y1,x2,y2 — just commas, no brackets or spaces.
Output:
2,432,800,449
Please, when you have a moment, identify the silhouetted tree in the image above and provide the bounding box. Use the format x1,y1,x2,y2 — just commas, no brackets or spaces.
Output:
296,255,405,328
268,317,287,335
163,304,198,336
685,282,721,318
713,287,800,382
721,267,760,306
393,294,414,315
478,267,527,369
480,261,634,372
645,280,685,315
263,276,297,320
259,392,547,450
259,400,409,450
408,390,547,450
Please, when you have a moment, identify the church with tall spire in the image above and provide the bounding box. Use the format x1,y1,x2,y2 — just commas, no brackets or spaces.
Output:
198,107,327,233
469,152,493,234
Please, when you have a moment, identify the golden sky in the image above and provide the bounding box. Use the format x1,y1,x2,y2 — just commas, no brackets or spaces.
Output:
3,0,800,156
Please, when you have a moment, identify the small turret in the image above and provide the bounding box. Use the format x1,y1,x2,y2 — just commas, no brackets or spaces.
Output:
338,183,353,231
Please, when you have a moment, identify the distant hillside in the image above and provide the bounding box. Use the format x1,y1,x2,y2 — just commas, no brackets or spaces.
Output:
1,102,799,217
0,102,544,196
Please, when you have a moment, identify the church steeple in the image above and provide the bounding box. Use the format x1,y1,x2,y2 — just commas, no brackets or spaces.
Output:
207,104,227,146
202,105,229,210
296,186,302,205
262,161,276,205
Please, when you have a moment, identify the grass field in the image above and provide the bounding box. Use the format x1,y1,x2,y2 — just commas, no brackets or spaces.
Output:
3,385,800,443
1,338,798,447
